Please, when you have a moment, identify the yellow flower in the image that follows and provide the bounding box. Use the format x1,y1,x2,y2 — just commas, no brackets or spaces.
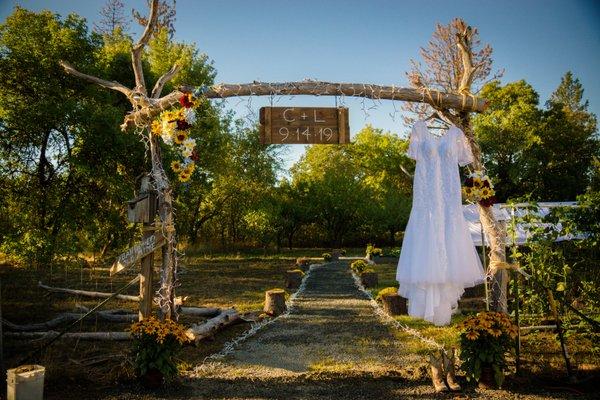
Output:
480,187,491,199
179,172,191,182
465,330,479,340
151,120,162,136
174,130,188,144
171,161,182,172
489,328,503,338
184,162,195,174
472,177,482,188
463,186,473,197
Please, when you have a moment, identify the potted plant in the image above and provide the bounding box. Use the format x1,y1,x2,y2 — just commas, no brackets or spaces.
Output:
129,316,191,388
457,311,518,389
365,243,383,260
322,252,332,262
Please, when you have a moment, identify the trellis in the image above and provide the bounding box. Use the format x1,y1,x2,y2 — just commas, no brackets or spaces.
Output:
59,0,508,319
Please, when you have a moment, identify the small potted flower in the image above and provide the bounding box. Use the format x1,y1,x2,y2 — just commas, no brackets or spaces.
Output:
457,311,518,389
129,316,191,388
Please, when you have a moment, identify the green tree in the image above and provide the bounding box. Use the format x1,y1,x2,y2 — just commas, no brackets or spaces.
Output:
0,8,144,265
472,80,541,200
351,125,412,244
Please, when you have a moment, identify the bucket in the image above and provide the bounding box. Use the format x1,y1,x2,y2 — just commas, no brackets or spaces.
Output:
6,365,45,400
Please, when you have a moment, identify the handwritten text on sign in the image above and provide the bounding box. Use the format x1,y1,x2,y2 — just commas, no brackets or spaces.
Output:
259,107,350,144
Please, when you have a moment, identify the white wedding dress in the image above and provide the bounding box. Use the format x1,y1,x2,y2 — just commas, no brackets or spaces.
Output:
396,120,485,326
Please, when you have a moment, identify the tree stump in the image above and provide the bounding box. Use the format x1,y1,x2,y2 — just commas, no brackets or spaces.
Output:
264,289,287,316
285,270,304,289
381,294,407,315
361,271,378,288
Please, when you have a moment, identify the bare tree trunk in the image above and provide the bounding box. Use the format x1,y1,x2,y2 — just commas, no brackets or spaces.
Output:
148,134,178,319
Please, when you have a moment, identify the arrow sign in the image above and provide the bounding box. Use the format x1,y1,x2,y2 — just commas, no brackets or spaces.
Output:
110,233,165,276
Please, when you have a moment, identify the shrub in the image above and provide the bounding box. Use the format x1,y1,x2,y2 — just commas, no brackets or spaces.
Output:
376,286,398,301
129,316,191,382
350,259,368,274
322,252,332,262
457,311,518,388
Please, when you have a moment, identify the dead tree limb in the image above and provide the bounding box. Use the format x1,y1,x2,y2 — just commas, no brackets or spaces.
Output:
132,0,159,94
5,331,131,340
185,308,240,343
179,307,221,317
59,61,132,98
38,280,141,302
152,63,181,98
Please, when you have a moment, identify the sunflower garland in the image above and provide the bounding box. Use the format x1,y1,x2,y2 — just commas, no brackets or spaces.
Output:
151,87,207,182
462,171,497,207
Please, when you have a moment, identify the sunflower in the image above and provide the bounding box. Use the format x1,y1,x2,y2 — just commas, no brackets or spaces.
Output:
184,162,195,174
151,120,162,136
179,172,191,182
463,186,473,196
480,187,491,199
171,161,182,172
472,177,483,188
465,330,479,340
174,130,188,144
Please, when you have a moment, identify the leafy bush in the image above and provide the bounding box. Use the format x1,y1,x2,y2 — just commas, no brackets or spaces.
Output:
387,248,401,257
129,316,191,381
322,252,332,262
458,312,518,388
350,259,368,274
376,286,398,301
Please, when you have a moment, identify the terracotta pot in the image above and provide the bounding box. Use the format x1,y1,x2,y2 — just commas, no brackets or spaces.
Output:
478,364,496,389
141,368,164,389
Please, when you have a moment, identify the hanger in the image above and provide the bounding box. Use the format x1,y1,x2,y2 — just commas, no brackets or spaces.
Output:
424,111,450,131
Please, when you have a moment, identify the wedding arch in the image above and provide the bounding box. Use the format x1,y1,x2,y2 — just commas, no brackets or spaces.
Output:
59,0,508,320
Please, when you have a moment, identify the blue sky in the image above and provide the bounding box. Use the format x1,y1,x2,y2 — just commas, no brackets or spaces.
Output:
1,0,599,168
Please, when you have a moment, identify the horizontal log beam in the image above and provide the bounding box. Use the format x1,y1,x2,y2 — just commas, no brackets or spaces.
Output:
5,331,131,340
185,308,240,343
121,81,488,130
38,280,141,302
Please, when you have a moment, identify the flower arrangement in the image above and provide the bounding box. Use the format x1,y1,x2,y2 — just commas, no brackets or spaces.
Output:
128,316,191,385
366,243,383,257
150,87,208,182
457,311,518,388
462,171,497,207
350,259,369,274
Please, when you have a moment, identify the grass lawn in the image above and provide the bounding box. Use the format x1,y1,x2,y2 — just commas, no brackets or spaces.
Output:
367,262,600,378
0,251,312,390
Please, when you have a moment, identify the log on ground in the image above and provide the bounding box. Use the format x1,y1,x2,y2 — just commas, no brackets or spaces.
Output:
263,289,287,316
285,270,304,289
360,271,378,288
5,331,131,340
381,294,407,316
185,308,240,343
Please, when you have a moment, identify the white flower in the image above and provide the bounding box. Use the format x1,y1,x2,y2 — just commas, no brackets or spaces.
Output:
183,138,196,149
184,108,196,125
182,148,193,158
161,132,173,145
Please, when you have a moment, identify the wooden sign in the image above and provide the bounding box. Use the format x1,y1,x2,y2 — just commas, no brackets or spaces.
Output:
259,107,350,144
110,233,165,275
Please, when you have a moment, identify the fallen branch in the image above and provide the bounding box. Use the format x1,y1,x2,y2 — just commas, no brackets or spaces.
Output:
3,309,139,331
38,280,140,302
179,307,221,317
186,308,240,343
5,331,131,340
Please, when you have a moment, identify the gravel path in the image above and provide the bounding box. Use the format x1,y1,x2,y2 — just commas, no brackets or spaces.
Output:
87,262,586,399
